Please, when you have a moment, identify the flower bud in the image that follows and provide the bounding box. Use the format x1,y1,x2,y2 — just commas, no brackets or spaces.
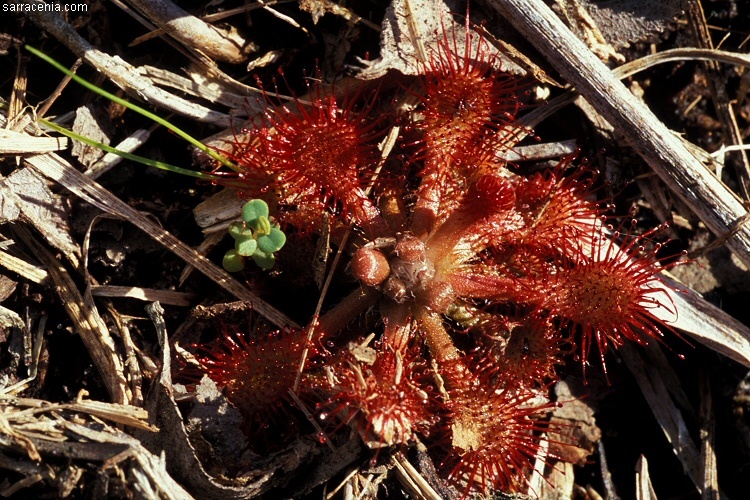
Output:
351,247,390,286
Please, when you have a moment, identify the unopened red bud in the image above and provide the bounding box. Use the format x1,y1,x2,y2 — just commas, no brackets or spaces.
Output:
394,234,425,263
351,247,390,286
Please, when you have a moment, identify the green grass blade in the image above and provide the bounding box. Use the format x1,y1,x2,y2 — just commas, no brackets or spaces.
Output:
25,45,240,172
40,118,221,181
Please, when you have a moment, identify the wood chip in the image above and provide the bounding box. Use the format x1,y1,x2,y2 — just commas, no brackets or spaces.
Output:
71,105,109,168
124,0,254,64
0,167,81,267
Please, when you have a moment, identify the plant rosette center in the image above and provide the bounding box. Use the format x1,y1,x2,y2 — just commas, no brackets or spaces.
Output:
351,233,457,312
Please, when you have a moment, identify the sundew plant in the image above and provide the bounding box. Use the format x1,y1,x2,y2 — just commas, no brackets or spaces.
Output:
29,11,684,497
187,15,683,496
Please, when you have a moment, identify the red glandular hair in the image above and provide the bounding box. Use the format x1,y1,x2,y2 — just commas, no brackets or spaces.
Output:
439,367,559,495
408,19,525,236
192,328,318,435
472,310,563,390
415,21,523,169
541,221,678,376
231,81,388,235
319,344,438,448
511,159,602,257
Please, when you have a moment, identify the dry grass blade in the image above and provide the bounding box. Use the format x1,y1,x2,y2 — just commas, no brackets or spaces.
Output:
0,129,68,154
101,301,145,406
698,372,719,500
89,285,197,307
616,47,750,79
24,151,299,330
0,248,48,284
178,231,224,286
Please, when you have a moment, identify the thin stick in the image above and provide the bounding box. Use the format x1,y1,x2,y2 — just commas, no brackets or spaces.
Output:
287,389,336,451
37,58,82,119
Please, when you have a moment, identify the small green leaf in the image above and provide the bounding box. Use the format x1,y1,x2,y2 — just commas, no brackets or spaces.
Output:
257,227,287,253
248,215,272,235
222,249,245,272
252,250,276,270
228,221,248,240
235,235,258,257
242,199,269,223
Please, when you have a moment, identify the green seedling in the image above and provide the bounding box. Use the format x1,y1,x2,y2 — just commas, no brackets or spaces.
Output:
223,199,286,271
